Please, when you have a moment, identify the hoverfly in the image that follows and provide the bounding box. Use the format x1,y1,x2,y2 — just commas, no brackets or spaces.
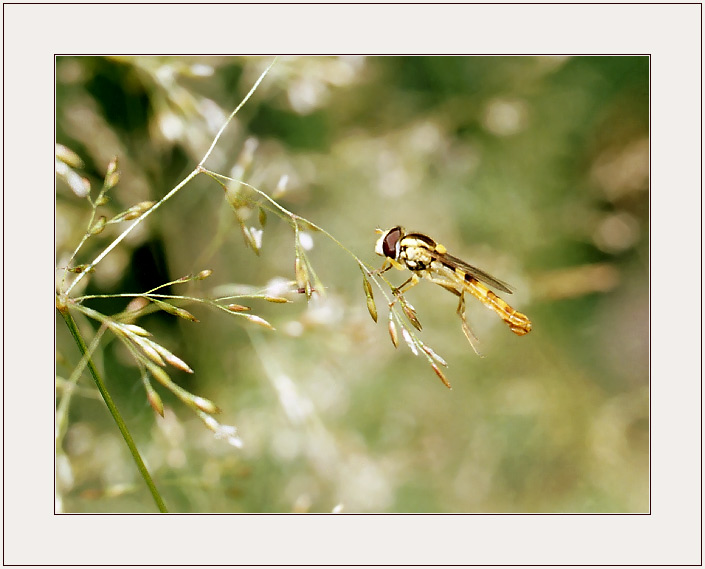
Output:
375,226,531,354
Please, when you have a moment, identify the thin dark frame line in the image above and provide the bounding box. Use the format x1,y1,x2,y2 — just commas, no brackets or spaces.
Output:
13,1,705,4
52,55,655,523
699,5,703,563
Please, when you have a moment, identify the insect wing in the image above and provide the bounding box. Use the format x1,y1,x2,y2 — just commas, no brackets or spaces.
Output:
394,230,515,294
431,250,515,294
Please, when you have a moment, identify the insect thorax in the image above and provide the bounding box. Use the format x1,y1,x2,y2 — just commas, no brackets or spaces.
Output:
400,241,435,271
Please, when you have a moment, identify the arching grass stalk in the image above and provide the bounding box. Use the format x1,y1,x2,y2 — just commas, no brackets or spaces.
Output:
199,169,452,387
64,59,277,297
57,304,168,513
57,59,279,511
56,321,108,449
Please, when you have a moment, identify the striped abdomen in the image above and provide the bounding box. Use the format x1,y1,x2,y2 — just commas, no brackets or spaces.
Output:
461,273,532,335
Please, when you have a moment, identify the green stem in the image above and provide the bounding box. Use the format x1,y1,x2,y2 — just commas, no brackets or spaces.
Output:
58,304,168,513
65,169,199,296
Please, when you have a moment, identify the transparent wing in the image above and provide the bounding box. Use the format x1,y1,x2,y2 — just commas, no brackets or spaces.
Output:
431,251,514,294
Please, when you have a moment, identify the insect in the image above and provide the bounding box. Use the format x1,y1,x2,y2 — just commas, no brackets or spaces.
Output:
375,226,532,354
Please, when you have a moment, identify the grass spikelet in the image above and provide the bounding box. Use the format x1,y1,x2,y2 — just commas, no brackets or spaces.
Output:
264,296,291,304
362,274,377,322
400,298,422,331
150,299,199,322
388,314,399,348
431,363,452,389
244,314,275,330
422,344,448,367
401,327,419,356
142,375,164,417
89,216,107,235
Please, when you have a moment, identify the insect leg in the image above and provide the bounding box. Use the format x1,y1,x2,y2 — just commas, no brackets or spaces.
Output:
373,258,393,275
394,274,421,295
457,292,484,357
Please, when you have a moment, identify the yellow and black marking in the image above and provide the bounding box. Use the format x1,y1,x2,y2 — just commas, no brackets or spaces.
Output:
375,226,532,346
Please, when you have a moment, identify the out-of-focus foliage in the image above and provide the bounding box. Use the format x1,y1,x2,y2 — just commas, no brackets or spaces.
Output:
56,56,649,513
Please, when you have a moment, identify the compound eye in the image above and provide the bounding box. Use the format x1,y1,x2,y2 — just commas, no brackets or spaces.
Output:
382,226,402,258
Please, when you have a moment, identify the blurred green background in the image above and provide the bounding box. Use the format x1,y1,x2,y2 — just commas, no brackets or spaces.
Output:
55,56,649,513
